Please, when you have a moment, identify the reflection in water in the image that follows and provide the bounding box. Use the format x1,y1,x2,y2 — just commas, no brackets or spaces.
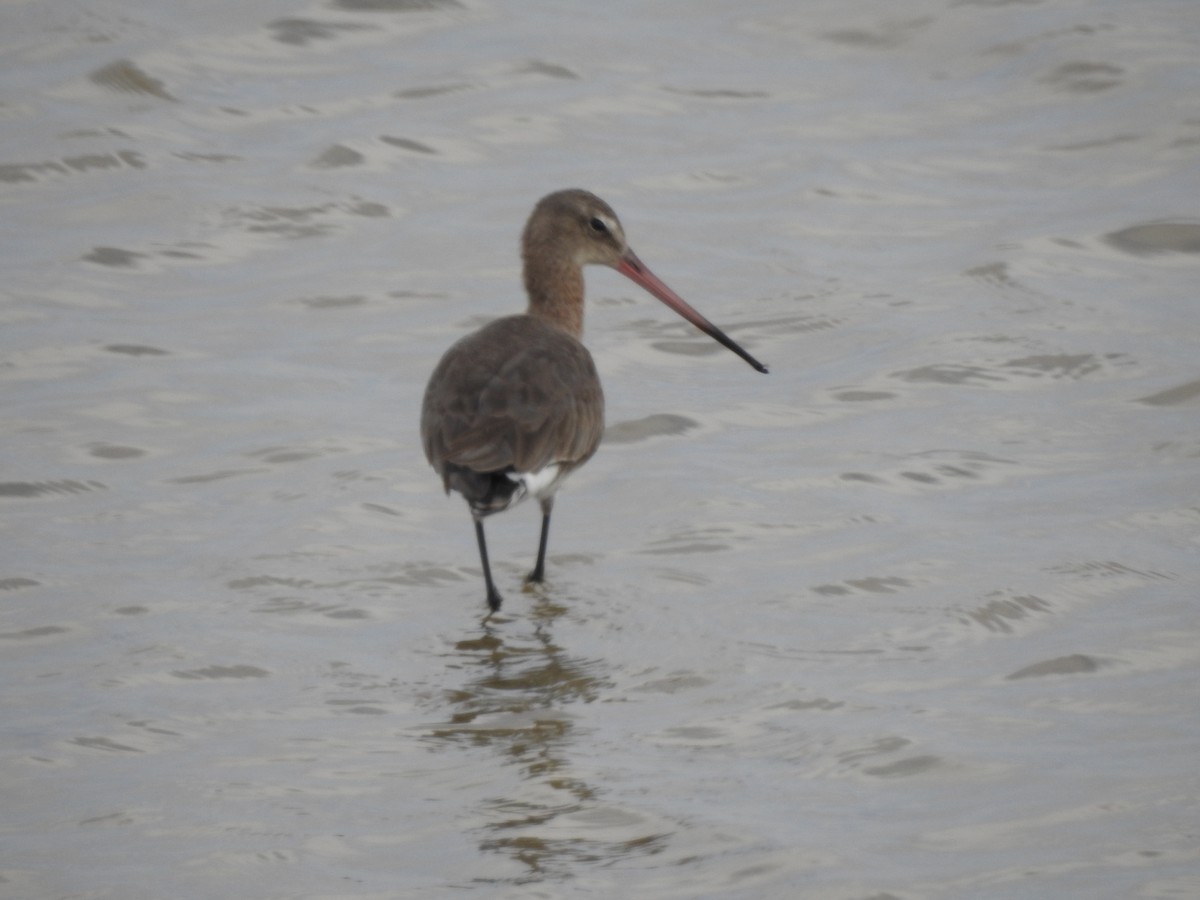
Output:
427,598,667,880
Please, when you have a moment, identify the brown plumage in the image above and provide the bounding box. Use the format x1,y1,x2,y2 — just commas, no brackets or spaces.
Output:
421,189,766,613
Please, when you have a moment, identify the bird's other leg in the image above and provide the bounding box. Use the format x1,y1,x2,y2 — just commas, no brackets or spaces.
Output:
473,516,503,612
526,496,554,584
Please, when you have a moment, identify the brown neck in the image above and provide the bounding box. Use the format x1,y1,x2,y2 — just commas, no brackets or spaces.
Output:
522,251,585,338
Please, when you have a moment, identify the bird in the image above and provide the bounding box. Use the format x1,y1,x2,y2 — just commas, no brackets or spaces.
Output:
420,189,767,612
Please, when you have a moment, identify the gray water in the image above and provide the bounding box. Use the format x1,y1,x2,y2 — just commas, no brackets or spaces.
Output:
3,1,1199,897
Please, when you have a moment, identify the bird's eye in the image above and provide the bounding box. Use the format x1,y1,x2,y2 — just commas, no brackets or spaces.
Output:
588,217,609,234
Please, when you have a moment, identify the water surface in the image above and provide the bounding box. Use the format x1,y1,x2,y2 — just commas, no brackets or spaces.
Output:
3,1,1199,897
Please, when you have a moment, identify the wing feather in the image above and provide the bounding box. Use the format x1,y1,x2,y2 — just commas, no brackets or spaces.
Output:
421,316,604,486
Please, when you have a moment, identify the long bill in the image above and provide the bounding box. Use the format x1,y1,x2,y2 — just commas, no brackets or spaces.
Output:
613,250,768,374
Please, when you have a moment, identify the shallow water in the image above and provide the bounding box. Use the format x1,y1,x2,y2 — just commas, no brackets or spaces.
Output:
3,1,1199,897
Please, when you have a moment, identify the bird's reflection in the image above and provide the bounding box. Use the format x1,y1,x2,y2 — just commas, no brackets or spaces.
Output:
427,593,667,880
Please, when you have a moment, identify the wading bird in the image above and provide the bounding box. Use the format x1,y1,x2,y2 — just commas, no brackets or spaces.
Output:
421,189,767,611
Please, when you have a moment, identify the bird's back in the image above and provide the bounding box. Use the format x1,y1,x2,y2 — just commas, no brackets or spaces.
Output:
421,315,605,511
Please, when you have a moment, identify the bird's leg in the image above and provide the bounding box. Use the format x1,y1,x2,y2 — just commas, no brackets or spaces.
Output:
527,496,554,584
473,517,503,611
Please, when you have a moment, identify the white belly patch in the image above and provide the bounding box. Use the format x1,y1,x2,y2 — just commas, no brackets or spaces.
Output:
508,464,564,501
